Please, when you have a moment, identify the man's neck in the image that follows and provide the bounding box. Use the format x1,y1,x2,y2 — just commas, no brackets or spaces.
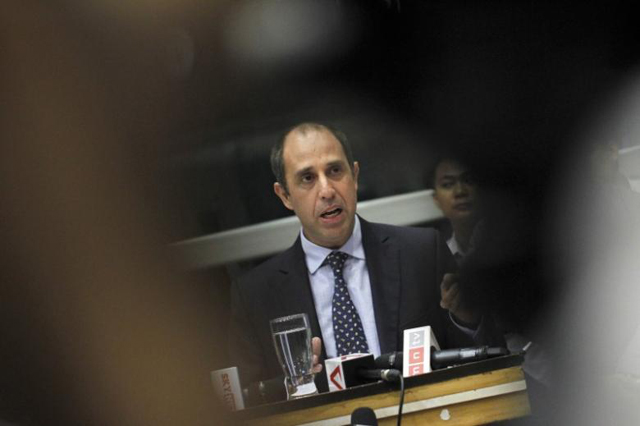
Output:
300,216,364,273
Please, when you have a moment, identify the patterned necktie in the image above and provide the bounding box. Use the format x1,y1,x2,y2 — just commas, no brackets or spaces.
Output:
325,251,370,356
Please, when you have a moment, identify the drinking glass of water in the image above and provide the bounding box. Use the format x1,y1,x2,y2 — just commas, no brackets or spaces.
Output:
270,313,318,399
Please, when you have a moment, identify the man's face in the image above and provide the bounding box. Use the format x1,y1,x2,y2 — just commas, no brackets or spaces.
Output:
274,129,359,249
432,160,477,225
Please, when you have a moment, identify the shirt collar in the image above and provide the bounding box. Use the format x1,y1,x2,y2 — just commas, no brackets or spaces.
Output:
301,215,365,275
447,233,465,257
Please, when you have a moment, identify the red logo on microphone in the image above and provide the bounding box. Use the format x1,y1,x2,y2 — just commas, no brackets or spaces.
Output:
330,367,344,390
409,347,425,363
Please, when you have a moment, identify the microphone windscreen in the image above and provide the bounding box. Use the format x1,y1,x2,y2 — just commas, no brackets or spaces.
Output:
487,347,509,357
375,351,403,370
351,407,378,426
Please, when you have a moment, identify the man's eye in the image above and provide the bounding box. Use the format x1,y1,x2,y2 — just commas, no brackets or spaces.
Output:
329,166,342,175
301,174,314,183
440,182,453,188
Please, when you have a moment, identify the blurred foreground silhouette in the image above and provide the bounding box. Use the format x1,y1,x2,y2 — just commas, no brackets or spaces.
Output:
0,2,230,424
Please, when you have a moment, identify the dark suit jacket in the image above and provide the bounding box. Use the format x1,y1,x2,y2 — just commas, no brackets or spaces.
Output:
228,218,484,391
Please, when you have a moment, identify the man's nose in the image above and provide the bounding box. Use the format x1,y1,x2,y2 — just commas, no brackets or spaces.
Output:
453,181,468,196
318,175,336,199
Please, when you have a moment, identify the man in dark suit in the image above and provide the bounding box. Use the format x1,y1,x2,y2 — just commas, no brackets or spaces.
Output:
228,123,488,392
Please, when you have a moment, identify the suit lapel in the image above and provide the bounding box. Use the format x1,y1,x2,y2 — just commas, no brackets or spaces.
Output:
361,219,402,354
270,237,326,358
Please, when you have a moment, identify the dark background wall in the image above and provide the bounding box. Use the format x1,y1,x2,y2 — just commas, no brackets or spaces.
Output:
166,1,639,236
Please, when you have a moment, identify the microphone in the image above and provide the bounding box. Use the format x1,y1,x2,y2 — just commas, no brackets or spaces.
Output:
376,351,403,370
211,366,245,411
242,375,287,406
351,407,378,425
376,346,509,371
325,353,376,391
357,368,401,383
325,354,402,391
431,346,509,369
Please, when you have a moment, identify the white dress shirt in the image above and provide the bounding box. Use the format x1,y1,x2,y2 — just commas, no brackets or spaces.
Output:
447,233,466,258
300,216,382,358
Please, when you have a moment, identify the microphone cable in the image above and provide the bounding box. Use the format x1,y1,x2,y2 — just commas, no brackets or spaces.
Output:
396,373,405,426
367,368,405,426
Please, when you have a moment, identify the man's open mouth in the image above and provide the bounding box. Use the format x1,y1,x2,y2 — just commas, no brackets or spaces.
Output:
320,208,342,218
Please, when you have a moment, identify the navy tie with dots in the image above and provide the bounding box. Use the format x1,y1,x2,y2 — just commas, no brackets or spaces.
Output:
325,251,370,356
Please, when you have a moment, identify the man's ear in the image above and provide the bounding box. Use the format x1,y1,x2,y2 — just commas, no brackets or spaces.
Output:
274,182,294,211
353,161,360,190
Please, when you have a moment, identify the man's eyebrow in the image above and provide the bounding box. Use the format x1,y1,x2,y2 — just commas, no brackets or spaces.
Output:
438,173,459,180
326,160,346,169
294,166,314,178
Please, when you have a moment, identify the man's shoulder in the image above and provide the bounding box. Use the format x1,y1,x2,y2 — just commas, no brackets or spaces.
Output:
363,219,439,242
235,240,300,287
